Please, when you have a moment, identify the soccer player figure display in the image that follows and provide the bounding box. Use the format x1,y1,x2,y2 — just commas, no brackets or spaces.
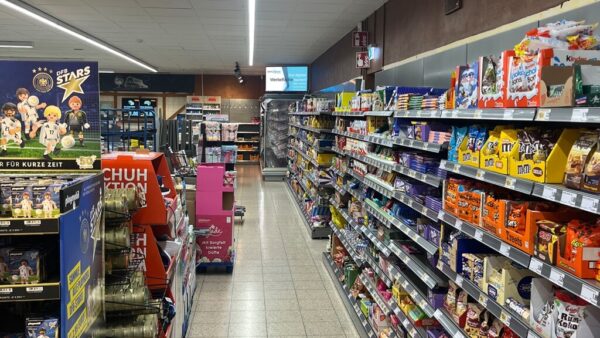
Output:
38,106,67,160
16,88,46,138
41,192,57,218
20,192,33,218
64,96,89,146
1,103,24,155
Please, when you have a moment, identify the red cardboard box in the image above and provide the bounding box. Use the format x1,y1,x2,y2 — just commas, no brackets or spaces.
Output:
478,50,515,108
505,49,553,107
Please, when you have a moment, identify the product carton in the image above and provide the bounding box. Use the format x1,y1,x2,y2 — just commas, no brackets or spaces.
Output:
8,249,40,284
335,92,354,112
482,255,536,306
556,224,600,279
457,132,481,169
26,317,58,338
478,51,515,108
454,62,479,109
480,126,516,175
550,49,600,66
540,65,577,107
505,49,553,107
508,128,581,183
481,194,507,238
576,64,600,107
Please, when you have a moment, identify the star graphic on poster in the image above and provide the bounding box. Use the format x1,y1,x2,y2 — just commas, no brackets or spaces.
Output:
38,67,41,71
43,67,47,71
57,74,89,102
32,69,35,73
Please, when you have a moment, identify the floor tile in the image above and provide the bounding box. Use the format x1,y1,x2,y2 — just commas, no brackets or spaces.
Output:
192,311,230,324
263,280,295,290
228,319,267,336
230,310,266,323
298,297,333,310
293,280,326,290
231,299,266,311
303,321,345,336
266,310,303,323
264,288,297,300
195,300,231,312
300,309,341,322
265,297,300,310
267,321,306,336
188,322,228,337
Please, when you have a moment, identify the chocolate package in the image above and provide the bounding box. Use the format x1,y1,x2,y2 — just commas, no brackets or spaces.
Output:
583,132,600,192
455,63,479,109
564,131,598,189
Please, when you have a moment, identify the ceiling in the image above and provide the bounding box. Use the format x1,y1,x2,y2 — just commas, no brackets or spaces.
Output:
0,0,385,74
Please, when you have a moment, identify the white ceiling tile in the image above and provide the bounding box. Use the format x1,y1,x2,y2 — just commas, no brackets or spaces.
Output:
135,0,192,9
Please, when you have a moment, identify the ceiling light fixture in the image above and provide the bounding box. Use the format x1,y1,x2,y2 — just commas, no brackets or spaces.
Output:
0,0,158,73
234,62,244,84
0,41,33,48
99,70,115,73
248,0,255,66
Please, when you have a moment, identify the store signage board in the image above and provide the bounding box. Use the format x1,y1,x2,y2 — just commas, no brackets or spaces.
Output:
99,73,195,93
352,31,368,47
356,52,370,69
0,61,101,171
265,66,309,92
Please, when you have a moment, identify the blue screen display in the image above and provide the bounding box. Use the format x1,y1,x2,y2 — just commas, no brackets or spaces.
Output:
265,66,308,92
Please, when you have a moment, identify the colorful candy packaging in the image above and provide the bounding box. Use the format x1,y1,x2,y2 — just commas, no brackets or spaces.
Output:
553,290,588,338
449,126,468,162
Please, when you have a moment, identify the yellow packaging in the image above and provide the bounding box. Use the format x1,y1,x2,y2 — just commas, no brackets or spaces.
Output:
480,127,516,174
367,116,386,134
508,129,581,183
316,153,334,165
458,132,481,168
335,92,354,112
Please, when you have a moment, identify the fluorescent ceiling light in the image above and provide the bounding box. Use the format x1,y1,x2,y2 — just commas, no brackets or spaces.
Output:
0,0,157,73
99,70,115,73
248,0,255,66
0,41,33,48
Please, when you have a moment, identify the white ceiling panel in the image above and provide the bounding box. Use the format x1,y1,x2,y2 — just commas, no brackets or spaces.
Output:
1,0,386,74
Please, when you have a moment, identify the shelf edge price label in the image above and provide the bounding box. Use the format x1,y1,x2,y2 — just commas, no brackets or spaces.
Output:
503,109,515,120
549,268,565,287
580,284,599,304
455,219,463,231
542,186,558,200
476,170,485,180
581,196,599,213
505,177,516,190
474,229,484,241
474,109,483,119
499,243,511,257
478,294,488,307
499,311,512,326
455,275,464,287
537,108,551,121
572,108,588,122
560,190,577,206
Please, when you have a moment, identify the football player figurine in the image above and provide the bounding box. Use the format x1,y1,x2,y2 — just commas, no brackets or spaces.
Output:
20,192,33,218
0,256,8,281
39,106,67,160
65,96,89,146
1,103,24,155
16,88,46,137
18,259,33,284
41,192,57,218
37,329,49,338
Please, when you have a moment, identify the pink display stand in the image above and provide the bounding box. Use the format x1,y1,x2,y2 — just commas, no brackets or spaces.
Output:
195,165,235,270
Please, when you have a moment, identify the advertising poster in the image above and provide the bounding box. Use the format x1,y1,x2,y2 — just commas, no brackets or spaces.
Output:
60,174,104,338
0,61,100,171
265,66,309,92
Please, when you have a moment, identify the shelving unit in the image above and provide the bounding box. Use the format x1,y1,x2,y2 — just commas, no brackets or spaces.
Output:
323,102,600,338
101,107,158,151
287,105,336,239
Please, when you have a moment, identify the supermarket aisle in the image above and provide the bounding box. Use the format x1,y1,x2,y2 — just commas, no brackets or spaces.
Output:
188,165,360,338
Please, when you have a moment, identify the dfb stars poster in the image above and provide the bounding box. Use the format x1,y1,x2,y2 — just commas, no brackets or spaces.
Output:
0,61,100,171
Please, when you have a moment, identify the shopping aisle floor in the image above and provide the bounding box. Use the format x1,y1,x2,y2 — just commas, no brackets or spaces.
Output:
188,165,359,338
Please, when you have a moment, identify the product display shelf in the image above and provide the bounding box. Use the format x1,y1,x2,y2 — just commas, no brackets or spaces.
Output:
394,110,441,119
363,175,439,222
363,199,438,256
436,261,540,338
289,143,323,168
364,111,394,117
536,107,600,123
344,150,442,188
386,264,436,317
363,251,393,288
360,227,392,258
331,146,346,156
437,209,600,308
333,111,366,117
358,274,405,338
332,129,446,154
289,110,332,116
322,252,377,338
296,136,333,153
433,308,469,338
329,222,365,268
286,179,331,239
391,107,600,122
332,129,394,148
289,123,333,134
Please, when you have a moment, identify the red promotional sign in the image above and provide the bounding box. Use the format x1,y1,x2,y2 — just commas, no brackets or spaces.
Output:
356,52,370,69
352,31,368,47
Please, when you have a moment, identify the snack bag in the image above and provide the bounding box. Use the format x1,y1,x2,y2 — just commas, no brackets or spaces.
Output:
449,127,468,162
552,290,587,338
464,303,484,337
583,132,600,192
564,131,597,189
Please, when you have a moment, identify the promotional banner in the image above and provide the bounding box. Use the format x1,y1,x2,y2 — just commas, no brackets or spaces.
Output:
0,61,101,170
100,73,195,93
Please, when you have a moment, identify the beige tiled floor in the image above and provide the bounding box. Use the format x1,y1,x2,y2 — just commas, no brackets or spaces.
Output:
189,165,359,338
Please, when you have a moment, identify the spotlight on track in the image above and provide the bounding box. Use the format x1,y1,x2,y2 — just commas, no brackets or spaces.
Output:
234,62,244,84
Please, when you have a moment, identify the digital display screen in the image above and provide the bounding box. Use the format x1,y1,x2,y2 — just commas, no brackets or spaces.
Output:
265,66,308,92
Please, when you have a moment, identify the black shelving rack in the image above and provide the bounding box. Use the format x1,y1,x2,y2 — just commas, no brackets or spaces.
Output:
101,108,158,151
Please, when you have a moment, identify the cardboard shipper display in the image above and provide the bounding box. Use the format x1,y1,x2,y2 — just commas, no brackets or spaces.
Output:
540,60,600,107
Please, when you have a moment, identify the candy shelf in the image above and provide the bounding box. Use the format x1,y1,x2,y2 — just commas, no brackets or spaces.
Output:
433,308,468,338
329,222,365,268
333,111,365,117
441,160,600,215
359,274,405,338
289,143,324,168
364,111,393,117
393,137,445,154
394,110,441,119
363,251,393,288
364,199,438,256
440,108,536,121
286,179,331,239
332,130,394,148
323,253,376,338
436,261,538,338
387,264,435,317
389,241,445,289
289,110,332,116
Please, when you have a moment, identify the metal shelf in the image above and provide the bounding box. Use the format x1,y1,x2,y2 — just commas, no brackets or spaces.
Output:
0,282,60,302
440,160,534,194
436,262,539,338
440,108,536,121
322,253,377,338
333,111,366,117
433,308,468,338
389,241,446,289
289,123,333,134
393,137,446,154
364,111,393,117
286,180,330,239
359,274,405,338
0,218,59,235
289,111,332,116
394,110,441,119
536,107,600,123
387,264,435,317
329,222,365,267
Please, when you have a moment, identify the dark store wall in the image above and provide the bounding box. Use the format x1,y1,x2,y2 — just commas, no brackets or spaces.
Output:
195,74,265,99
310,0,566,92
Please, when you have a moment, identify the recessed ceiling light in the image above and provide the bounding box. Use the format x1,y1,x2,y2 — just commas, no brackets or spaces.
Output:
0,0,157,72
99,70,115,73
0,41,33,48
248,0,255,66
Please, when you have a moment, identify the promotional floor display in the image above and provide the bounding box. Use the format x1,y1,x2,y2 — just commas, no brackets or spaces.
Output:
287,97,336,239
101,151,195,338
292,20,600,338
0,61,103,338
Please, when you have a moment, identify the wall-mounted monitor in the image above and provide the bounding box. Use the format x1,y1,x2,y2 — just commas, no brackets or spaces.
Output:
265,66,309,92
